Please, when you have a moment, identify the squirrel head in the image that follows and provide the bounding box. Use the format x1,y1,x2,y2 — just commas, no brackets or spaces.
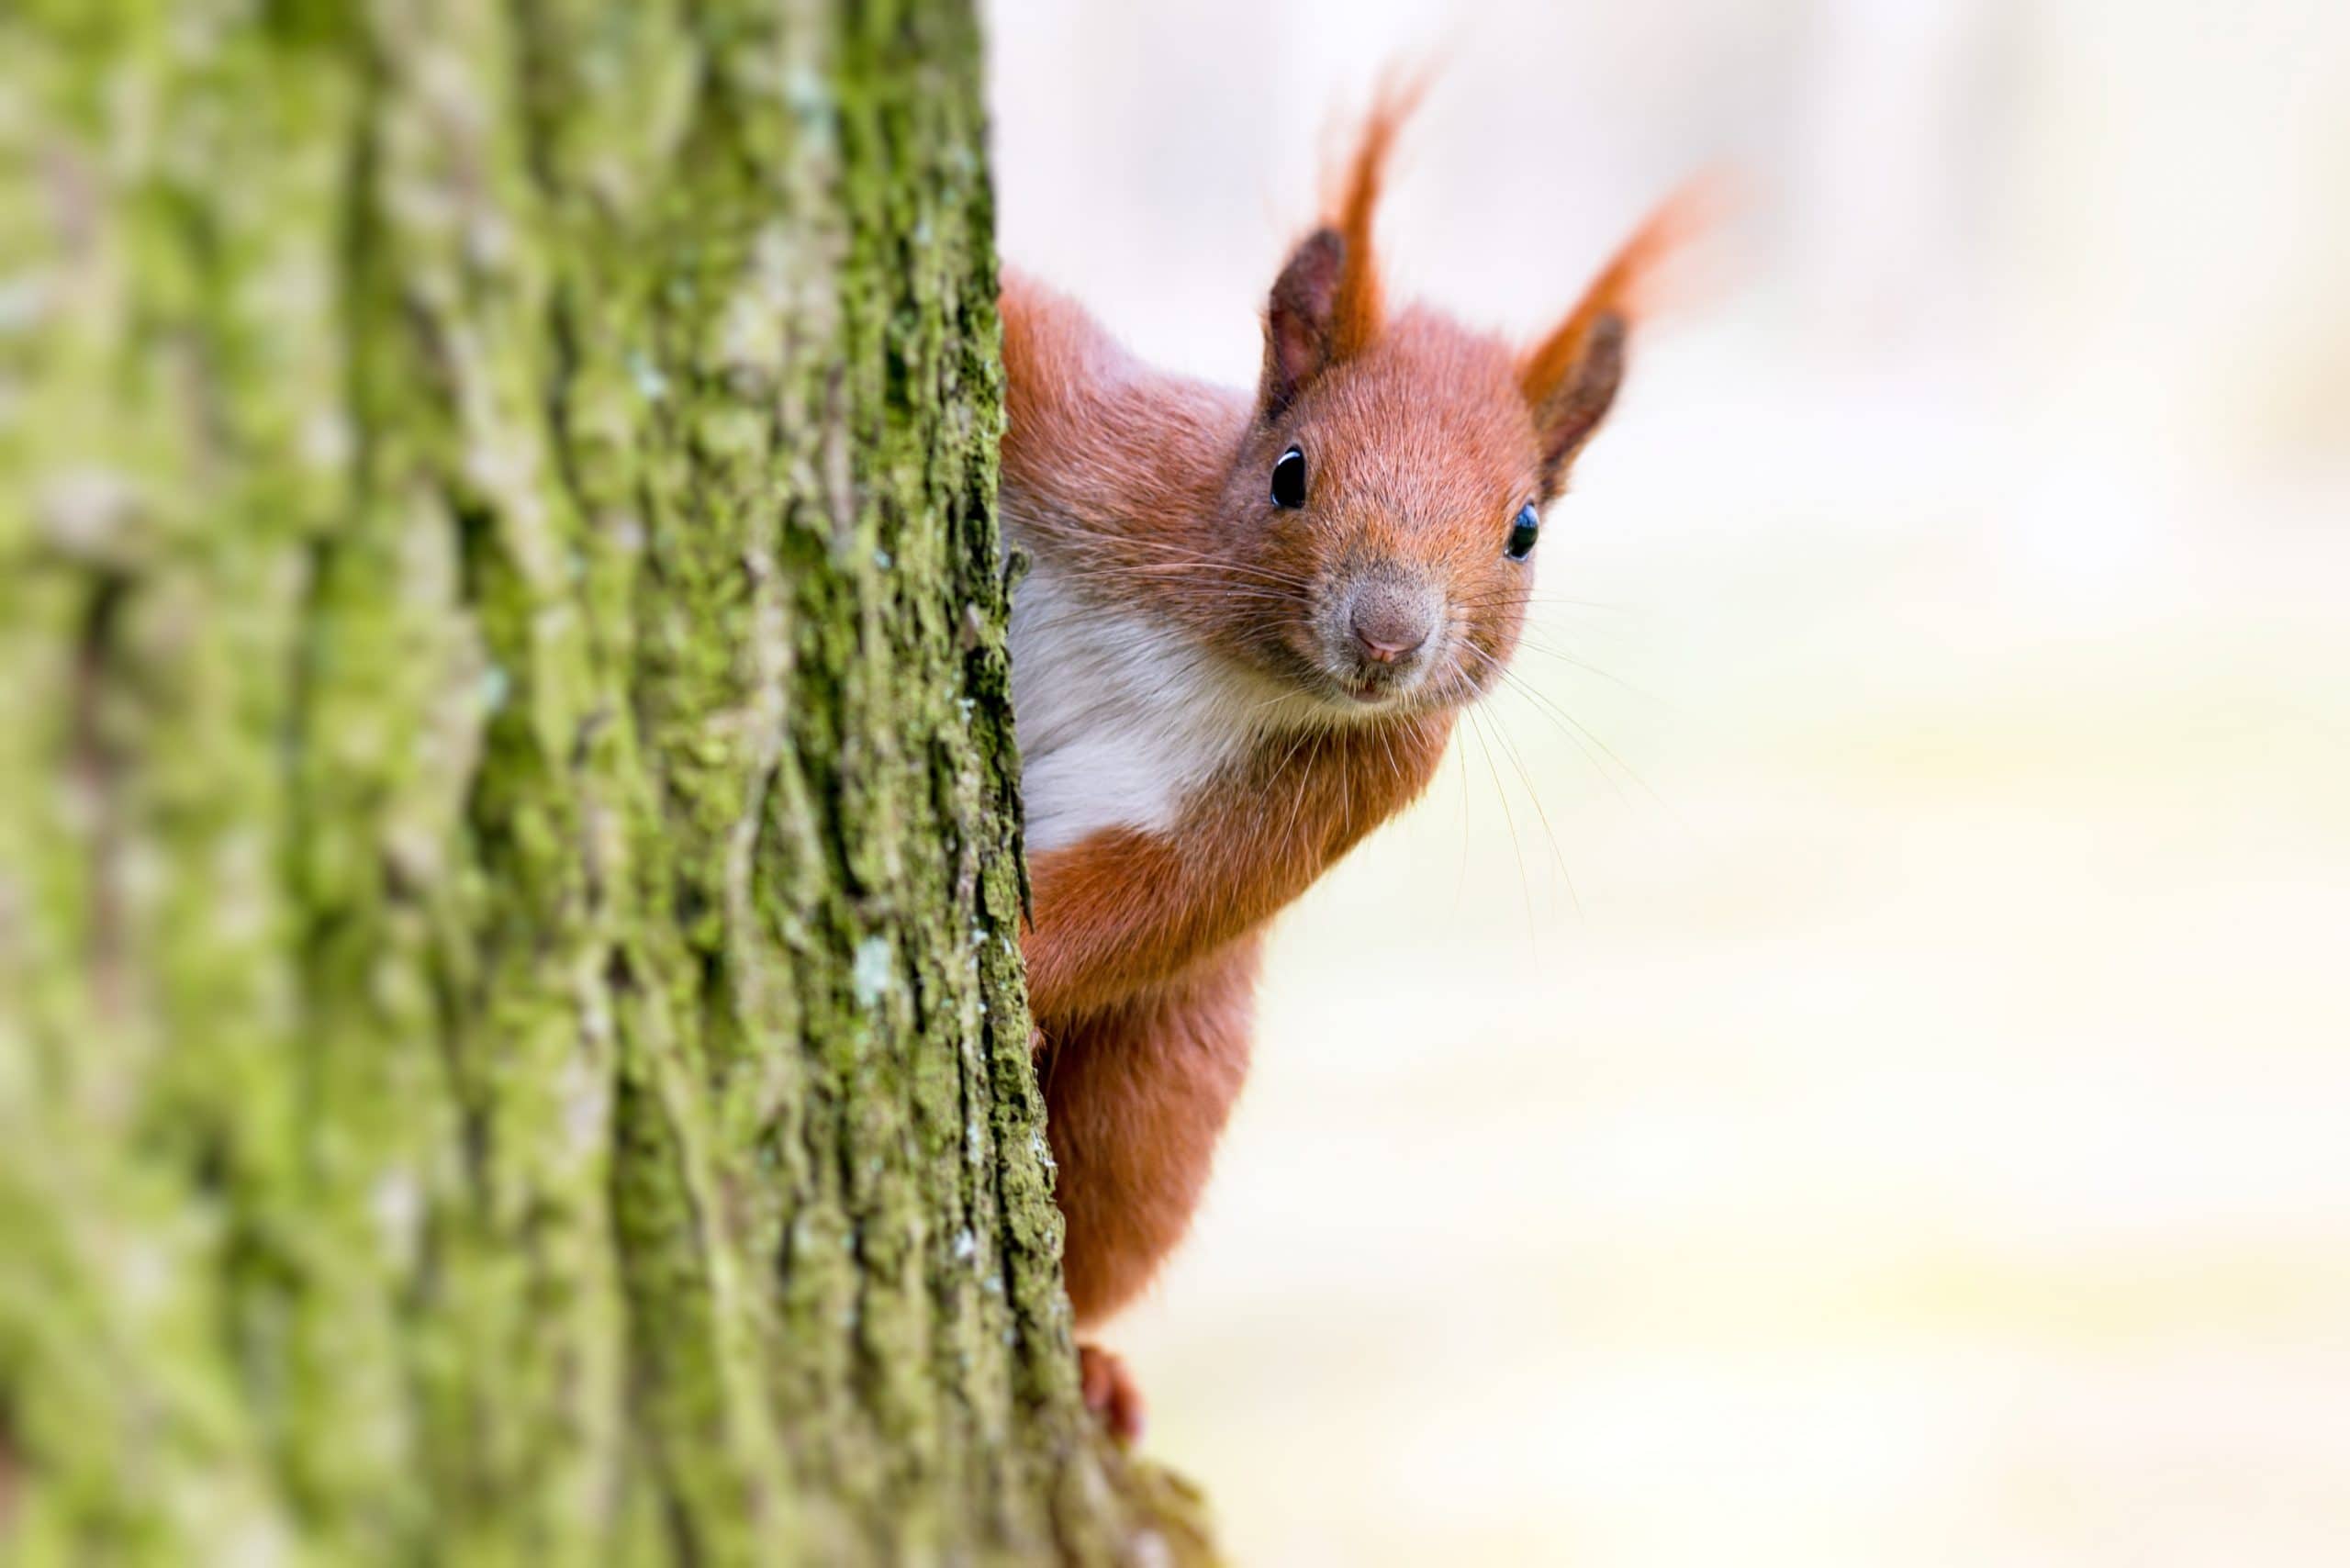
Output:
1205,86,1697,719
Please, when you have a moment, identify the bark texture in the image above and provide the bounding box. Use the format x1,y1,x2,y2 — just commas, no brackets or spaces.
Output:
0,2,1203,1562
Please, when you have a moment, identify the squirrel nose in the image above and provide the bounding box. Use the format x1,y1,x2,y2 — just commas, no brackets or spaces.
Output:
1348,585,1436,665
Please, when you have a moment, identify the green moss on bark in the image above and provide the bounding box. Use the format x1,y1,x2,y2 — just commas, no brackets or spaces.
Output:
0,2,1204,1562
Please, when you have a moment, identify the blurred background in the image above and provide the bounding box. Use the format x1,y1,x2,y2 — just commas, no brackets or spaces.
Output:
983,1,2350,1562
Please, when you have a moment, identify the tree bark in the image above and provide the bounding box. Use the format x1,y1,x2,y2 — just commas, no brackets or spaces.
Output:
0,2,1205,1562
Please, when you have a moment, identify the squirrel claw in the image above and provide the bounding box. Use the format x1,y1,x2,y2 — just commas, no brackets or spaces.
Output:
1078,1342,1147,1446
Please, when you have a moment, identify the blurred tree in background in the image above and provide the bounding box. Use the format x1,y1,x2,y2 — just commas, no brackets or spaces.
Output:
0,1,1198,1561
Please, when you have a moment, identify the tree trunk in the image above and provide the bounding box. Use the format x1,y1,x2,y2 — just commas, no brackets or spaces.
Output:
0,2,1205,1562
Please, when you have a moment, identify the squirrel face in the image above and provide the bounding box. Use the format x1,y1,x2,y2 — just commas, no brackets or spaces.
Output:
1210,308,1550,715
1189,89,1684,722
994,89,1697,743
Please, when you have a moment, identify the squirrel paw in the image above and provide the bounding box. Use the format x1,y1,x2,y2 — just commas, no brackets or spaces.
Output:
1078,1342,1147,1445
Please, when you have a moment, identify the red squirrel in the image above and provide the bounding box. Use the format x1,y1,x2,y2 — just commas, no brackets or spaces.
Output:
1001,94,1690,1440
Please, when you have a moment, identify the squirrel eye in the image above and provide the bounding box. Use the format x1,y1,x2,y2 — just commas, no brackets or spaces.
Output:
1505,502,1540,561
1270,445,1307,510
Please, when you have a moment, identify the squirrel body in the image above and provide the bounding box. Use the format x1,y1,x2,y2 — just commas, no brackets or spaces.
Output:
1000,96,1687,1429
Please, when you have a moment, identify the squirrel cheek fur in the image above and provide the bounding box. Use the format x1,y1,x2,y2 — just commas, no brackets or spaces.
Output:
1001,93,1694,1340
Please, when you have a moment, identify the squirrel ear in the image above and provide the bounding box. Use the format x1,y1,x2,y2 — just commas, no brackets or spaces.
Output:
1519,183,1710,495
1525,311,1629,497
1257,78,1423,423
1259,228,1346,420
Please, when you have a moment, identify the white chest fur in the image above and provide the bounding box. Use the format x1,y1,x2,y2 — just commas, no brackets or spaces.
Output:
1006,553,1272,855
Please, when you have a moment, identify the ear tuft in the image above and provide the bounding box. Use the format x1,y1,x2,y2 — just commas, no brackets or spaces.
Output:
1257,73,1431,422
1519,178,1717,491
1324,72,1427,364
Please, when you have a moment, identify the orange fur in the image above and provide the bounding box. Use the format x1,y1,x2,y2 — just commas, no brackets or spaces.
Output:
1023,714,1452,1024
1516,177,1715,413
1325,73,1427,363
1045,940,1262,1323
1002,100,1682,1365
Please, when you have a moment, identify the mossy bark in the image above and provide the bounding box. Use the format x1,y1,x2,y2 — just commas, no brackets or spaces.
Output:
0,2,1203,1562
